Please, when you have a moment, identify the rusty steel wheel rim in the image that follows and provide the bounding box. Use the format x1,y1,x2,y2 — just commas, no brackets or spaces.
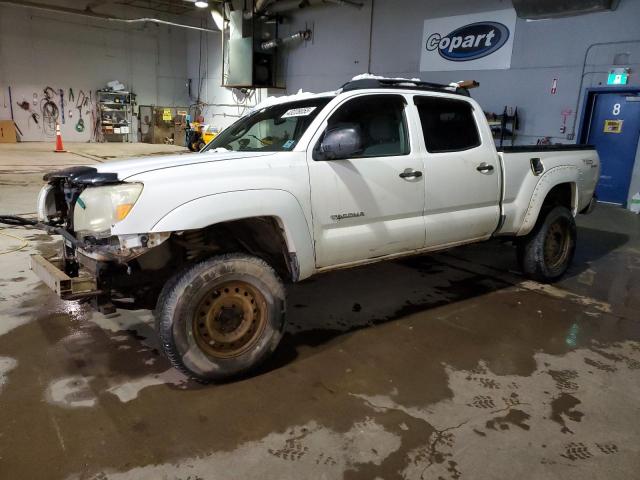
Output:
192,280,268,359
544,219,571,269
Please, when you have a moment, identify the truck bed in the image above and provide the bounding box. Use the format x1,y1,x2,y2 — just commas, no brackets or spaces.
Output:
497,146,599,236
497,144,595,153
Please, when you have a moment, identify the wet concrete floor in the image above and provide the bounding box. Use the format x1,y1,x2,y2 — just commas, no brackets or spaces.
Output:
0,152,639,479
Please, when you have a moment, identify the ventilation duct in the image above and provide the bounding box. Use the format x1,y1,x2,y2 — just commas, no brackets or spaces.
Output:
512,0,619,19
262,0,363,15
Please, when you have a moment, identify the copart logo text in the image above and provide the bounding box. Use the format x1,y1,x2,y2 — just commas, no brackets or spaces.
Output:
426,21,510,61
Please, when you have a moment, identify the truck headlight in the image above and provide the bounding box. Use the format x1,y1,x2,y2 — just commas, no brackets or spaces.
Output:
37,184,58,222
74,183,143,237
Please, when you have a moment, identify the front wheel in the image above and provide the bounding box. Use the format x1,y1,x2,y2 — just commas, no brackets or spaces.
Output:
188,139,206,152
517,206,576,283
155,254,286,382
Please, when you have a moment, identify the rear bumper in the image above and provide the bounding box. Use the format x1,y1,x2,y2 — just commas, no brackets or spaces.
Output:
29,254,100,300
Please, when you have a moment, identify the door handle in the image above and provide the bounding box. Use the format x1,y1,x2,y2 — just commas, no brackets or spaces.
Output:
476,162,494,173
399,168,423,179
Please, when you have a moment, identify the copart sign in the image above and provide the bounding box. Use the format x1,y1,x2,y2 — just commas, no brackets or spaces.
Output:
420,9,516,71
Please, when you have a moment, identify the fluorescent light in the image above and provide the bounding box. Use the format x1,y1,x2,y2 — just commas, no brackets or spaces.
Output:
195,1,209,7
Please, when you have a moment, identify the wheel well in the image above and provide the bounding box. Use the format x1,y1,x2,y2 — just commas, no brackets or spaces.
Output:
542,183,574,214
174,216,296,282
109,217,296,310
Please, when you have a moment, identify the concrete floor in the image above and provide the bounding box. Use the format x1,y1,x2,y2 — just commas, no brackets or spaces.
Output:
0,144,639,479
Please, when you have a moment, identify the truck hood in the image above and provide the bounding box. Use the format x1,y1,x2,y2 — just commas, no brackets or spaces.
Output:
95,150,275,180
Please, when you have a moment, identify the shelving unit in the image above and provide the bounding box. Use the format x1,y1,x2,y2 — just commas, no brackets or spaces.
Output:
486,106,519,148
97,90,136,142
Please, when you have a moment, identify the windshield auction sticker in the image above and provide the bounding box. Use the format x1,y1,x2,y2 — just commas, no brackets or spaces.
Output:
281,107,317,118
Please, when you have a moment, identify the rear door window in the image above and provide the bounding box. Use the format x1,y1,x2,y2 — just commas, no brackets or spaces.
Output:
414,96,480,153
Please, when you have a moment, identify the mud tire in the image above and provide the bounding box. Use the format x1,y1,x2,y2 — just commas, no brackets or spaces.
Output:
517,206,576,283
155,253,286,382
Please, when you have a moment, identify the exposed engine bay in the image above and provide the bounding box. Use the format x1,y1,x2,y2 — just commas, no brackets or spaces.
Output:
29,166,173,311
0,166,293,313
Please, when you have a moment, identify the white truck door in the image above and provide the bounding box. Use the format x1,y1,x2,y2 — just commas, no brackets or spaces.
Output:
308,94,426,268
413,95,501,248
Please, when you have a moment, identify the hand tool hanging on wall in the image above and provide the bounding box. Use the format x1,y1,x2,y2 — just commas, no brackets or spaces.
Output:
75,90,87,132
8,86,14,120
75,107,84,132
17,99,40,126
59,88,65,124
69,88,77,120
41,86,60,136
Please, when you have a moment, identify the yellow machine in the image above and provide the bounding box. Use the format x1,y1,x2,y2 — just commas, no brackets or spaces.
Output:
187,121,218,151
198,123,218,144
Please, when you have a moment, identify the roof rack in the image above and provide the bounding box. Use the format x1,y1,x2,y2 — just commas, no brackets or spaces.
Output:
341,78,474,96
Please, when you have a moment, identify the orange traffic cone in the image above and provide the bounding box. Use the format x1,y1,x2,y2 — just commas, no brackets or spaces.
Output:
54,123,66,153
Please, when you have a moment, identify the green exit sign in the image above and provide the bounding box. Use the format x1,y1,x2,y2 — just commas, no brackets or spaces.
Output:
608,69,629,85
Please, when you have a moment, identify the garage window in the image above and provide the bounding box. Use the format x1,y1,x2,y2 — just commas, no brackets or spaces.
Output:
415,96,480,153
323,94,410,158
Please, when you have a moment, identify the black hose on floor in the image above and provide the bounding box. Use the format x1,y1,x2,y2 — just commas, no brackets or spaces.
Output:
0,215,38,227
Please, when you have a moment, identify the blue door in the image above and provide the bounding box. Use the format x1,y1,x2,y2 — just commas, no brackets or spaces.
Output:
586,92,640,205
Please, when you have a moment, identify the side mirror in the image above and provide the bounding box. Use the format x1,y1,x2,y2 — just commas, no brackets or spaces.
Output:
316,123,363,160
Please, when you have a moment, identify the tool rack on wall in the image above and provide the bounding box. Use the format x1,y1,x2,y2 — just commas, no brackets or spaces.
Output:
486,106,519,148
98,90,136,142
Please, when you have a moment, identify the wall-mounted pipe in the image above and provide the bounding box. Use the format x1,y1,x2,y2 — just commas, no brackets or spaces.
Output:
0,0,220,33
85,0,118,11
325,0,364,8
255,0,275,12
261,29,312,50
265,0,363,15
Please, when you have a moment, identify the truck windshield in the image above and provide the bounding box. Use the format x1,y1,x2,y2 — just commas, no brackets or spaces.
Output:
202,97,333,153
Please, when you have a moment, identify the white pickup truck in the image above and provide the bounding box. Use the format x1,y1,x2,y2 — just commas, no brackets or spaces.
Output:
24,78,599,381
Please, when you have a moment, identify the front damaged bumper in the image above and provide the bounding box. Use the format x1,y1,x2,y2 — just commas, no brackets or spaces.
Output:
29,254,100,301
29,232,172,312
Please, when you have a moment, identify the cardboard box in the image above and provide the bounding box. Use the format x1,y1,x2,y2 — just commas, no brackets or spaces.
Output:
0,120,17,143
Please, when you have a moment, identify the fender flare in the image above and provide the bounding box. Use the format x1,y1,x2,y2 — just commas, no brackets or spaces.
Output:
150,189,316,280
517,166,579,236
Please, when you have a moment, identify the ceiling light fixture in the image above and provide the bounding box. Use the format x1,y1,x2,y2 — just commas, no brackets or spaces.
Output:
194,1,209,8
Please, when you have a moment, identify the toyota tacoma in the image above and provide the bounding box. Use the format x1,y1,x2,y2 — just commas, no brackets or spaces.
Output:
14,78,599,381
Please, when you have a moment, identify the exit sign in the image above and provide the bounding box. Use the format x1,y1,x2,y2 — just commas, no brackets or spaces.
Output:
608,68,630,85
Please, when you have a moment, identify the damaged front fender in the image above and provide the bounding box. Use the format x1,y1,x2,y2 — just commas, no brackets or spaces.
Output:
78,232,171,263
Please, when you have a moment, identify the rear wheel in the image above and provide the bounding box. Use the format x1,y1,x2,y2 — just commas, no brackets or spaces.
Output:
155,254,286,382
517,206,576,283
